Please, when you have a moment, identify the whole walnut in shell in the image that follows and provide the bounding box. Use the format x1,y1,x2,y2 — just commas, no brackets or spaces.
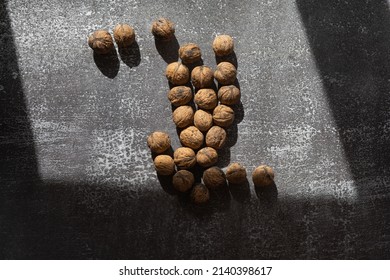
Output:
173,170,194,192
88,30,114,54
179,126,204,150
214,62,237,85
166,62,190,85
179,43,202,64
226,162,247,184
191,66,214,88
218,85,241,105
151,18,175,41
154,155,175,176
212,35,234,56
191,183,210,204
168,86,193,106
203,166,227,189
252,165,275,187
205,126,226,149
194,109,213,132
147,131,171,153
113,24,135,47
173,147,197,169
196,147,218,168
172,105,194,128
213,105,235,128
194,89,218,110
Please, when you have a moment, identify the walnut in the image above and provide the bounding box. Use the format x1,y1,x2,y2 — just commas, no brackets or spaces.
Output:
173,147,197,169
165,62,190,85
88,30,114,54
151,18,175,41
172,105,194,128
154,155,175,176
172,170,194,192
205,126,226,149
194,109,213,132
252,165,275,187
179,126,204,150
194,89,218,110
113,24,135,47
196,147,218,168
179,43,202,64
214,62,237,85
226,162,247,184
191,66,214,88
191,183,210,204
218,85,240,105
203,166,227,189
168,86,193,106
147,131,171,153
213,105,235,127
212,35,234,56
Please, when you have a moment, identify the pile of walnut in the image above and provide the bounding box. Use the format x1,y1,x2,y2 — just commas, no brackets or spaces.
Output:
147,18,275,205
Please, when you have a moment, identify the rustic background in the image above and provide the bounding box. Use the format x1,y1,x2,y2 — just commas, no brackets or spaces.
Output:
1,0,389,259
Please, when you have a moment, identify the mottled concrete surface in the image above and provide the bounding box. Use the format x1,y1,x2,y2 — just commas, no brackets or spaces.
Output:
1,0,389,259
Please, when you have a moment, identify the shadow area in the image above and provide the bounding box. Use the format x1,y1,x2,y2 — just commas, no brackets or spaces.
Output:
296,0,390,255
155,36,180,63
93,49,120,78
118,41,141,68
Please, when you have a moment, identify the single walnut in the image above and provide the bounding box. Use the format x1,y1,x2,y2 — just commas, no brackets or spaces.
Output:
179,43,202,64
218,85,240,105
205,126,226,149
194,109,213,132
173,147,197,169
151,18,175,41
252,165,275,187
213,105,235,127
168,86,193,106
191,183,210,204
88,30,114,54
166,62,190,85
191,66,214,88
173,170,194,192
212,35,234,56
203,166,227,189
113,24,135,47
179,126,204,150
147,131,171,153
172,106,194,128
226,162,247,184
194,89,218,110
214,62,237,85
154,155,175,176
196,147,218,168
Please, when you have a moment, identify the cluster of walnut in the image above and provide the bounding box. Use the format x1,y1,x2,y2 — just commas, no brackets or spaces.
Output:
147,18,275,205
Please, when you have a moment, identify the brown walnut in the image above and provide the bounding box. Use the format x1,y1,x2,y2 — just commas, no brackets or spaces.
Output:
203,166,227,189
205,126,227,149
191,66,214,88
214,62,237,85
168,86,193,106
113,24,135,47
213,105,235,128
179,43,202,64
194,109,213,132
173,147,197,169
154,155,175,176
172,170,194,192
252,165,275,187
165,62,190,85
212,35,234,56
179,126,204,150
218,85,241,105
226,162,247,184
151,18,175,41
147,131,171,153
172,105,194,128
191,183,210,204
196,147,218,168
194,89,218,110
88,30,114,55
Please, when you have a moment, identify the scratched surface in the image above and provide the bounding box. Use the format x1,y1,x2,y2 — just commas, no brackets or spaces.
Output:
1,0,389,259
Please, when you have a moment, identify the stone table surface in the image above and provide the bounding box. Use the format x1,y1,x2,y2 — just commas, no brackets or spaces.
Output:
1,0,389,259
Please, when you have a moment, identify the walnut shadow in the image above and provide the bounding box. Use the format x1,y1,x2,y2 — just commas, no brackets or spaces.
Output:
93,48,120,79
215,51,238,69
155,36,180,63
228,179,251,203
255,183,278,205
118,41,141,68
157,174,178,196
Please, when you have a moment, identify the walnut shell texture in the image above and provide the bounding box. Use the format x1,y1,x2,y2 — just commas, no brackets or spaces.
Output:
191,66,214,89
203,166,227,189
168,86,193,106
88,30,114,55
214,62,237,85
173,170,194,192
147,131,171,153
213,105,235,128
194,109,213,132
218,85,241,105
196,147,218,168
252,165,275,187
226,162,247,184
166,62,190,85
191,183,210,204
113,24,135,47
172,105,194,128
194,89,218,110
151,18,175,41
212,35,234,56
179,126,204,150
173,147,197,169
154,155,175,176
205,126,227,149
179,43,202,64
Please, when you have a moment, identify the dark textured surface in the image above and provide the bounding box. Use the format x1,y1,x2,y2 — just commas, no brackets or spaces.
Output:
0,0,389,259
